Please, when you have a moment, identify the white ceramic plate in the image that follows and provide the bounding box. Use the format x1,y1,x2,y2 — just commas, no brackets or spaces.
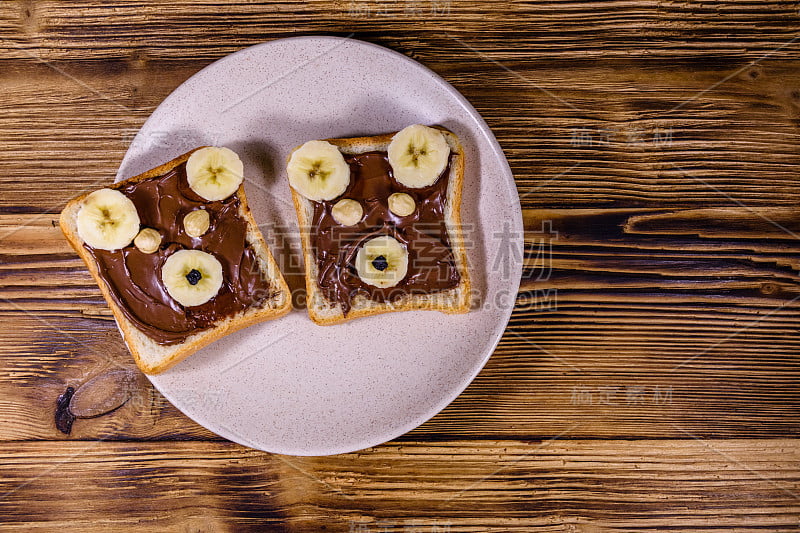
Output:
118,36,523,456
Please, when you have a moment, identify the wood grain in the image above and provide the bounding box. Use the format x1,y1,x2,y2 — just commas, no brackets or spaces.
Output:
0,312,219,440
1,0,800,529
521,208,800,296
2,207,799,440
2,0,799,61
1,47,800,210
1,439,799,531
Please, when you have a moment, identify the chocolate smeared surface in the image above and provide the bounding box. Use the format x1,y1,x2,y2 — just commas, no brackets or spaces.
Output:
311,151,460,316
87,163,272,345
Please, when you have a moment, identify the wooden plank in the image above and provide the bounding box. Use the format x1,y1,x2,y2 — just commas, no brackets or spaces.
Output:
1,0,799,62
0,439,798,531
1,297,799,440
0,62,197,212
2,205,800,440
521,208,800,296
6,208,800,303
0,58,799,209
0,0,797,529
0,441,284,531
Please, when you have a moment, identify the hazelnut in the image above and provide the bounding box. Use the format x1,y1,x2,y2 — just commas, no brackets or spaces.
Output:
331,199,363,226
388,192,415,217
184,209,210,238
133,228,161,254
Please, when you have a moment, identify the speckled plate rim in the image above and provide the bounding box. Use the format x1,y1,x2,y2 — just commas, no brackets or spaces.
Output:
120,36,523,456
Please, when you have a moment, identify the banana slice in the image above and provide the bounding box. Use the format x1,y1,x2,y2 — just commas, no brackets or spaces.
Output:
76,188,140,251
355,235,409,289
288,140,350,201
387,124,450,188
161,249,224,307
186,146,244,201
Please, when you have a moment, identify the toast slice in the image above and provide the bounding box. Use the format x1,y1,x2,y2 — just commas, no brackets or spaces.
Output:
289,126,471,325
60,148,291,374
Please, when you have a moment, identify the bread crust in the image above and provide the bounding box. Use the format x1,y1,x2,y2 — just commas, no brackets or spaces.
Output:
289,127,471,325
59,148,292,374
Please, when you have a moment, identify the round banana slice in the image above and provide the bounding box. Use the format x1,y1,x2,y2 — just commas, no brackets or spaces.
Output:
161,249,224,307
331,199,363,226
76,188,141,251
387,124,450,188
186,146,244,201
355,235,409,289
287,140,350,201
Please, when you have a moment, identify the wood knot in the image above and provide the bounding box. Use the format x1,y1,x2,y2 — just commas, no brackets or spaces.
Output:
54,370,136,434
760,282,780,295
55,386,76,434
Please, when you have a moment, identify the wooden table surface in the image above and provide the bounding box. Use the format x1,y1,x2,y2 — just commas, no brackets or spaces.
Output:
2,1,800,531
